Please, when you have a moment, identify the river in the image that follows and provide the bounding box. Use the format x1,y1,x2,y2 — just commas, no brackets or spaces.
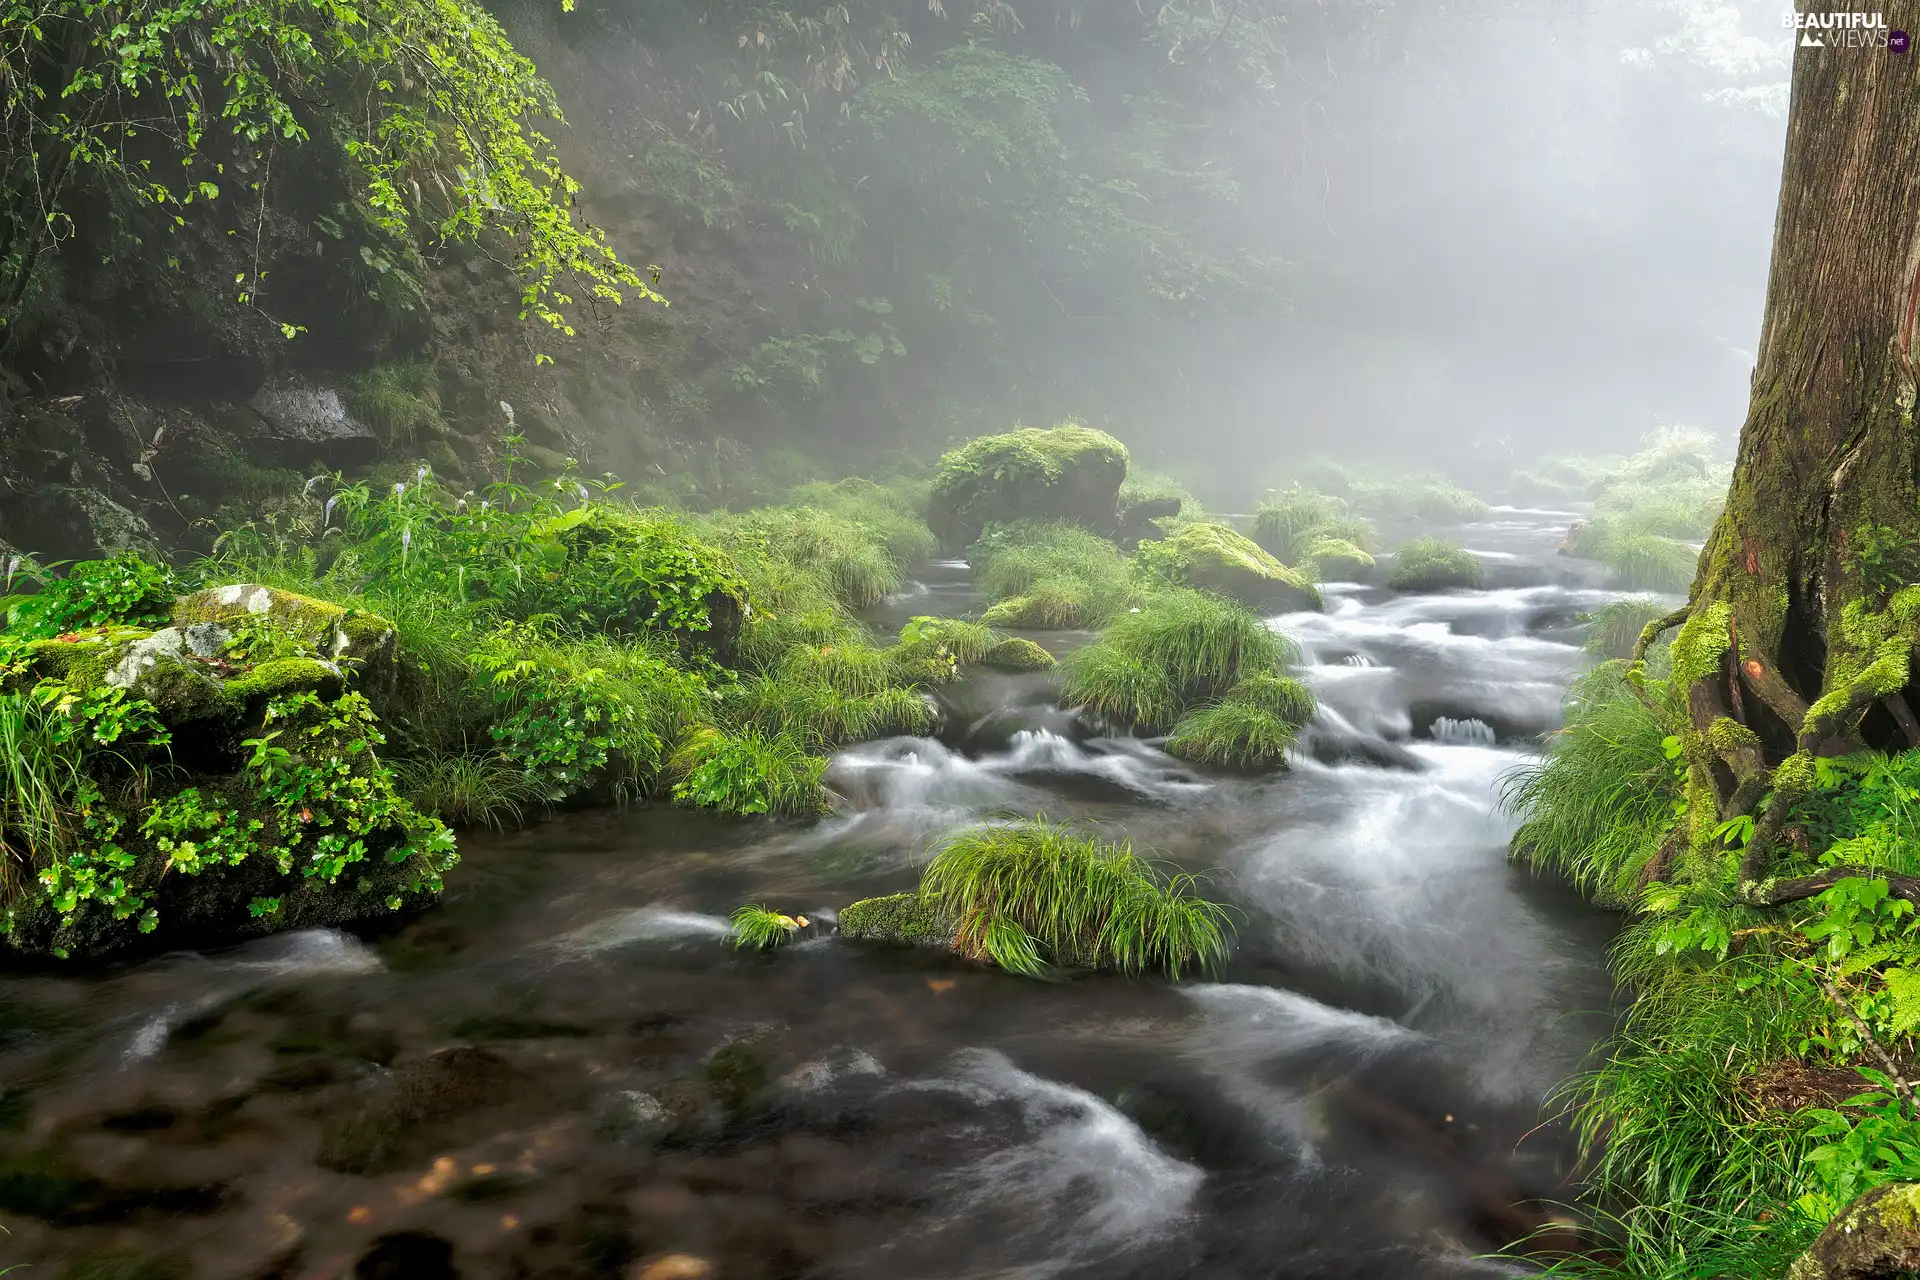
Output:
0,505,1632,1279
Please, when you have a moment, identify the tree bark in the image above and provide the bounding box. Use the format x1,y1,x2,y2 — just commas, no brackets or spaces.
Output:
1653,11,1920,883
1789,1181,1920,1280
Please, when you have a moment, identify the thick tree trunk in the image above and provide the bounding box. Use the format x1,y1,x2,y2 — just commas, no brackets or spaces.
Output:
1641,10,1920,885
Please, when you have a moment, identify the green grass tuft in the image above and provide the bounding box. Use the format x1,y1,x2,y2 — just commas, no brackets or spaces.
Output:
921,818,1231,979
1583,597,1672,659
970,520,1137,629
670,725,831,817
1061,590,1297,732
394,753,541,831
1387,537,1484,591
342,361,446,448
1165,699,1300,770
728,904,803,951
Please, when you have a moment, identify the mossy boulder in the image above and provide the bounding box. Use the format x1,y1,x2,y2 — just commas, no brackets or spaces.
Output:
982,637,1056,671
1304,536,1376,578
1147,523,1322,613
838,893,954,947
1387,538,1484,592
929,426,1130,549
172,585,398,702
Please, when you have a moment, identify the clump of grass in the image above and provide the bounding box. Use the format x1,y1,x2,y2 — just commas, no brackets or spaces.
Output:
1500,663,1677,904
1253,485,1351,562
1347,472,1491,522
970,521,1137,628
729,671,934,747
1583,597,1671,659
0,691,84,891
342,361,446,447
728,904,805,951
1165,674,1314,771
1061,590,1295,732
1387,537,1483,591
1563,516,1699,592
670,725,831,817
921,819,1232,979
394,754,541,831
786,476,938,568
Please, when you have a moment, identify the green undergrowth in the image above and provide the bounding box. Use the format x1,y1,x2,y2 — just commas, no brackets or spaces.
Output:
1265,461,1490,524
896,818,1232,979
0,444,1021,954
1252,484,1378,571
1506,652,1920,1275
1530,427,1725,593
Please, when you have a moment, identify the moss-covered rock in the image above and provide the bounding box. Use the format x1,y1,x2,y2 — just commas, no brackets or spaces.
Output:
1304,536,1376,578
981,637,1057,671
1146,523,1322,613
928,425,1129,549
222,656,346,703
1387,538,1484,592
172,585,398,700
838,893,954,947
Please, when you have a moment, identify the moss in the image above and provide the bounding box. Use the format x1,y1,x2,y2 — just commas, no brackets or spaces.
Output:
1304,536,1375,575
706,1042,768,1113
1147,522,1322,612
222,657,343,701
15,635,132,692
928,424,1130,545
172,585,397,697
980,593,1075,629
982,637,1056,670
838,892,953,947
1706,717,1761,757
1670,601,1734,686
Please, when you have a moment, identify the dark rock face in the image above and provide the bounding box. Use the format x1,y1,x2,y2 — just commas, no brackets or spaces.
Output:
0,485,157,561
1114,497,1182,549
238,377,380,470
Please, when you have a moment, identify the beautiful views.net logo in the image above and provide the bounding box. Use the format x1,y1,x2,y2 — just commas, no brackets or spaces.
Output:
1782,10,1911,50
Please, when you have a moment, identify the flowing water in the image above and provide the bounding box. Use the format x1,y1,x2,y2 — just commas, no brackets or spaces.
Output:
0,507,1638,1280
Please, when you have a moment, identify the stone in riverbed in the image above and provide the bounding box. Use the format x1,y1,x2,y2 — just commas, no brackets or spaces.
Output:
981,637,1056,671
838,893,954,948
928,425,1130,550
1148,523,1323,613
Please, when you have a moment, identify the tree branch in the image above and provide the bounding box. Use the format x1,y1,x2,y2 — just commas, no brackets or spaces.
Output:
1741,866,1920,907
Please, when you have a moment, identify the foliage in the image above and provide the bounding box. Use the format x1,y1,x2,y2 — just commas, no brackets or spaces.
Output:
6,554,176,638
670,726,830,818
1,0,658,342
1253,485,1360,563
1502,663,1679,904
728,904,803,951
1386,537,1483,592
1564,517,1700,593
920,818,1231,979
343,362,446,448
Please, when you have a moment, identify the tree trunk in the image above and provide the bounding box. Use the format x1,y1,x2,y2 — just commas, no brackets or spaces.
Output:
1639,8,1920,887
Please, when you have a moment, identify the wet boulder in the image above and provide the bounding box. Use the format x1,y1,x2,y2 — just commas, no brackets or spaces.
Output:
1114,497,1182,550
981,637,1056,671
838,893,955,948
1303,537,1376,579
928,425,1130,550
236,376,379,470
1146,523,1322,613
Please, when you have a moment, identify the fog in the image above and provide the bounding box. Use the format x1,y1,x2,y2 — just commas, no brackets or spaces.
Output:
1150,0,1789,472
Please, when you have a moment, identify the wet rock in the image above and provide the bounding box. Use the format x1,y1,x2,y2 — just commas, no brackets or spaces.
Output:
634,1254,713,1280
317,1047,528,1174
981,637,1057,671
238,377,378,469
355,1231,458,1280
2,485,157,560
102,627,232,723
1150,522,1322,612
1114,496,1182,549
838,893,955,949
928,425,1129,549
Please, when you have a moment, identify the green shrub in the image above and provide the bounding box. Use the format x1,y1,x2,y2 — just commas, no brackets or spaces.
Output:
728,670,934,748
670,726,831,817
921,819,1231,979
1386,537,1483,591
6,554,177,638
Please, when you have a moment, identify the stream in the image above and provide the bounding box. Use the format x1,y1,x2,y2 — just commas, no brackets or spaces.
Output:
0,507,1634,1280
